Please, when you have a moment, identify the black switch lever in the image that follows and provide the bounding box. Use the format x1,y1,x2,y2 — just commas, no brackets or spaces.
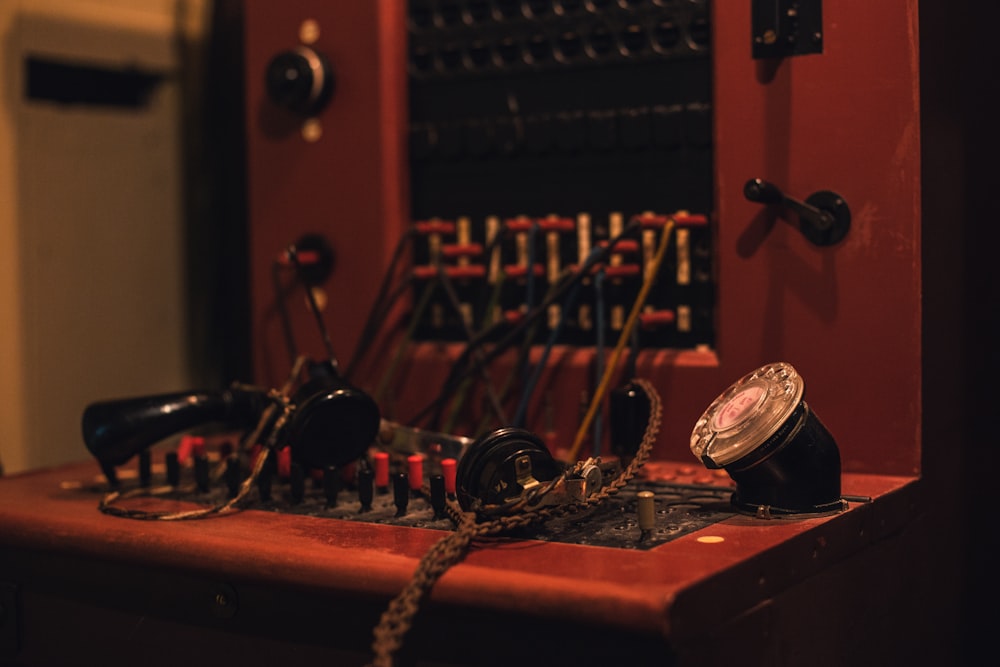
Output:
744,178,851,246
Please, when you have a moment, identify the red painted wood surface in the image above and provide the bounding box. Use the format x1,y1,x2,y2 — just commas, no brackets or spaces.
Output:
707,0,922,477
0,460,918,648
244,0,408,386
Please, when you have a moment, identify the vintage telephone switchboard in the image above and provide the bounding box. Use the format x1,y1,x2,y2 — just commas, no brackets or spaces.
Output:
0,1,930,665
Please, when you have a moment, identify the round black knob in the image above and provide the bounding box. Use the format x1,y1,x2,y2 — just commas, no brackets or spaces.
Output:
265,46,335,115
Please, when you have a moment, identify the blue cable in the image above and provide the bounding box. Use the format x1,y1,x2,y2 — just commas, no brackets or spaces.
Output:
593,268,606,458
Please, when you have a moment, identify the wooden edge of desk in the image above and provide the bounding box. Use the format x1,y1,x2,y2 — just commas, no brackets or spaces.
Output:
0,461,920,641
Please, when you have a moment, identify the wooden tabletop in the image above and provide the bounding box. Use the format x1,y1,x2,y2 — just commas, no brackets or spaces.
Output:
0,457,919,646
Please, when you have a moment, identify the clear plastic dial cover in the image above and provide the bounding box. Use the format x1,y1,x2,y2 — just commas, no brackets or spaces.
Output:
690,361,805,467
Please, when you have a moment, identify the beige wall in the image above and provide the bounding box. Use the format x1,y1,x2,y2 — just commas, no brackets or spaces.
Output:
0,0,208,474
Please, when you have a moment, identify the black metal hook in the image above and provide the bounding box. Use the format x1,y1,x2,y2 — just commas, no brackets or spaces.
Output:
744,178,851,246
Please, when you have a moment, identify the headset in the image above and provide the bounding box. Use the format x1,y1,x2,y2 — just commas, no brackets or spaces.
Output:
82,357,380,475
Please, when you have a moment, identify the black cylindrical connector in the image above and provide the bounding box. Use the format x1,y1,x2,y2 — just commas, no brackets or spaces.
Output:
358,467,374,512
610,381,652,460
393,472,410,516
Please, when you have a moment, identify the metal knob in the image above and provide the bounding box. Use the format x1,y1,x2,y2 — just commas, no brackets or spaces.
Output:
265,46,335,115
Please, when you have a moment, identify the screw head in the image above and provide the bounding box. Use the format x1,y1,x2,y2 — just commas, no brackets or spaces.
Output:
210,583,239,619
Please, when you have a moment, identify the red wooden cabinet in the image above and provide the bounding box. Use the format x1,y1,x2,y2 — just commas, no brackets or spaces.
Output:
1,2,962,666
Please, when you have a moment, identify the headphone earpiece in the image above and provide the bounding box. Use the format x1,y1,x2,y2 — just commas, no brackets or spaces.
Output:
285,361,380,469
455,427,560,512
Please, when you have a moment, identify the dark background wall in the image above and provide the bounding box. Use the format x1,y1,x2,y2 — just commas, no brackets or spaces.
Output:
920,1,1000,662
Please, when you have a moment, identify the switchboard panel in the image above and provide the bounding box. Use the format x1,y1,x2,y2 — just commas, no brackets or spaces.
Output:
407,0,713,349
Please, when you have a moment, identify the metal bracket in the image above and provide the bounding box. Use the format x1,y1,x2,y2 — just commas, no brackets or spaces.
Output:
752,0,824,59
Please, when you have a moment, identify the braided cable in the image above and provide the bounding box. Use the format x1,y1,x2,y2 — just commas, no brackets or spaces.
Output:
370,378,662,666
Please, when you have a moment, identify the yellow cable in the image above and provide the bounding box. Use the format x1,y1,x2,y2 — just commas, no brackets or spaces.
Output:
564,218,675,463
